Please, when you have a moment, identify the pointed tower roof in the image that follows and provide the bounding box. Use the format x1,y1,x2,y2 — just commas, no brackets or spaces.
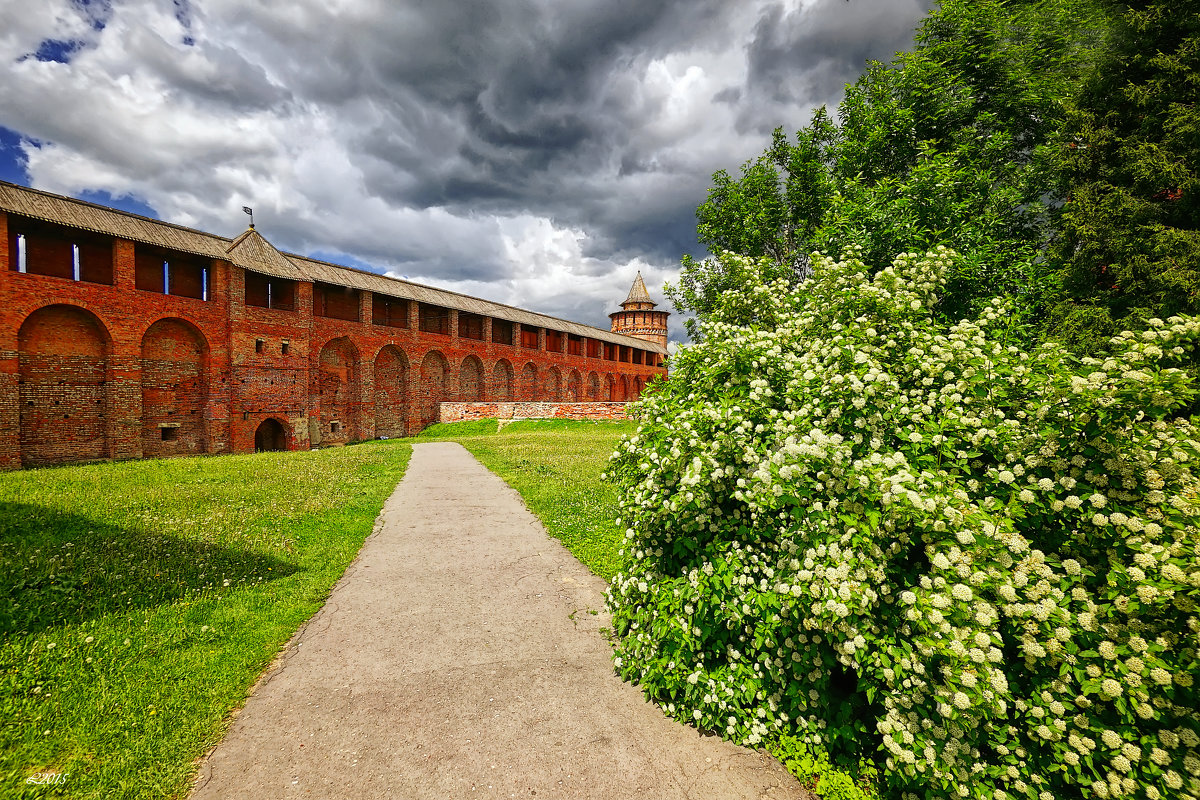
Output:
225,226,305,280
622,271,655,307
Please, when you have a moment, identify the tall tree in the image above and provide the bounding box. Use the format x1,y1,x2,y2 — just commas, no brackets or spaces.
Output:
672,112,837,338
1047,0,1200,354
671,0,1110,335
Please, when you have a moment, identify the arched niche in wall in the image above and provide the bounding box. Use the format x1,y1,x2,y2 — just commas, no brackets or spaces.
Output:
141,317,209,458
317,336,360,445
419,350,450,429
492,359,514,401
18,305,112,467
373,345,409,439
520,362,537,402
543,365,562,401
459,355,485,402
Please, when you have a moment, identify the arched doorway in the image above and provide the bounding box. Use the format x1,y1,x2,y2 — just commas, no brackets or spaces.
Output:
141,318,208,457
317,337,359,445
373,345,409,439
254,418,287,452
588,371,600,400
18,305,111,466
566,369,581,401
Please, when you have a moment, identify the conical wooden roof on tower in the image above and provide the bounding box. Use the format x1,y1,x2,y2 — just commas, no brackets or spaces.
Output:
610,271,669,349
622,271,654,307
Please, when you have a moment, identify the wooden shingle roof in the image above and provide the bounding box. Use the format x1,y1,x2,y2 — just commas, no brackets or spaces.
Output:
622,271,655,306
0,181,666,354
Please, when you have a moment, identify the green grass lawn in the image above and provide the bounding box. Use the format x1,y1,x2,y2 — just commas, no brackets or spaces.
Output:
417,419,634,580
0,442,411,799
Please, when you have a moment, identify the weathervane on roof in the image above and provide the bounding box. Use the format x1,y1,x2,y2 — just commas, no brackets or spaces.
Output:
243,206,254,229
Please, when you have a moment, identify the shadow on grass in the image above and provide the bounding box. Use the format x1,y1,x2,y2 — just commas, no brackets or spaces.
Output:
0,502,298,636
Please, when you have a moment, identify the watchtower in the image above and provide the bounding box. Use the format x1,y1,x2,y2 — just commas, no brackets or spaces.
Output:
609,272,669,350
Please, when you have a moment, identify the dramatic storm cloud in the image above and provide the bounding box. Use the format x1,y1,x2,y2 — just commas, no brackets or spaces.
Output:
0,0,929,341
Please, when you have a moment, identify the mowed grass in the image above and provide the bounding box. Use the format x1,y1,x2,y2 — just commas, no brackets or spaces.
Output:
418,419,635,580
0,442,411,799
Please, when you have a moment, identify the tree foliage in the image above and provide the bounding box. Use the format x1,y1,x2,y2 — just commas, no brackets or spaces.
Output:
1047,0,1200,354
670,0,1111,338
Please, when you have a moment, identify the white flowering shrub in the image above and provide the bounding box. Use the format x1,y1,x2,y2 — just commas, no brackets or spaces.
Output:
606,248,1200,800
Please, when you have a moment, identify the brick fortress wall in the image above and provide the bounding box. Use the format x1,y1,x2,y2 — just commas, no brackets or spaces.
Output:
0,208,666,469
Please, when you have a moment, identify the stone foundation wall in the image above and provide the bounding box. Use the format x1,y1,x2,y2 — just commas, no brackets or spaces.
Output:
438,401,631,424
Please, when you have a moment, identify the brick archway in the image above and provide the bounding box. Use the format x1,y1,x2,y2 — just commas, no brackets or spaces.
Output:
587,371,600,400
542,366,562,400
18,305,112,467
492,359,514,401
520,362,538,401
460,355,485,401
317,337,360,445
373,345,409,439
607,374,619,401
566,369,581,401
254,417,289,452
141,318,208,457
419,350,449,428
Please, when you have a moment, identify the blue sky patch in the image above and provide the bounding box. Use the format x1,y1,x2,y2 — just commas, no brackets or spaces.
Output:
32,39,85,64
0,128,31,185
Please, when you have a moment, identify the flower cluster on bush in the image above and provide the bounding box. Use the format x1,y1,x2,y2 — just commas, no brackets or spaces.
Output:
605,247,1200,800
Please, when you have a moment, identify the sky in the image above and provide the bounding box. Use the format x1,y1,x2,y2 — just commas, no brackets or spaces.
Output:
0,0,931,343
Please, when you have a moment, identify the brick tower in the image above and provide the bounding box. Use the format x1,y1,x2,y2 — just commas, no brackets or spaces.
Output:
609,271,669,349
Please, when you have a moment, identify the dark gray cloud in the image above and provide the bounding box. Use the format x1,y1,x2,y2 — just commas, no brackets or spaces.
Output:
741,0,932,130
0,0,930,344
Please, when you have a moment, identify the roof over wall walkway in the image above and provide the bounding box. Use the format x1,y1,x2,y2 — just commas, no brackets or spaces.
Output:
0,180,665,354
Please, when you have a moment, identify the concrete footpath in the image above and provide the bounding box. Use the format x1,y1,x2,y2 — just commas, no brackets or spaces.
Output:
190,441,807,799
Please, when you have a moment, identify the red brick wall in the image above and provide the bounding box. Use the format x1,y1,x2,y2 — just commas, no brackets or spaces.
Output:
491,359,514,401
0,210,667,468
140,317,208,458
316,336,359,446
459,355,484,401
18,305,110,466
439,401,632,424
372,345,408,439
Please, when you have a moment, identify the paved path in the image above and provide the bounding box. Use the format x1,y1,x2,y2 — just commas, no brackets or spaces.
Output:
190,442,807,800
